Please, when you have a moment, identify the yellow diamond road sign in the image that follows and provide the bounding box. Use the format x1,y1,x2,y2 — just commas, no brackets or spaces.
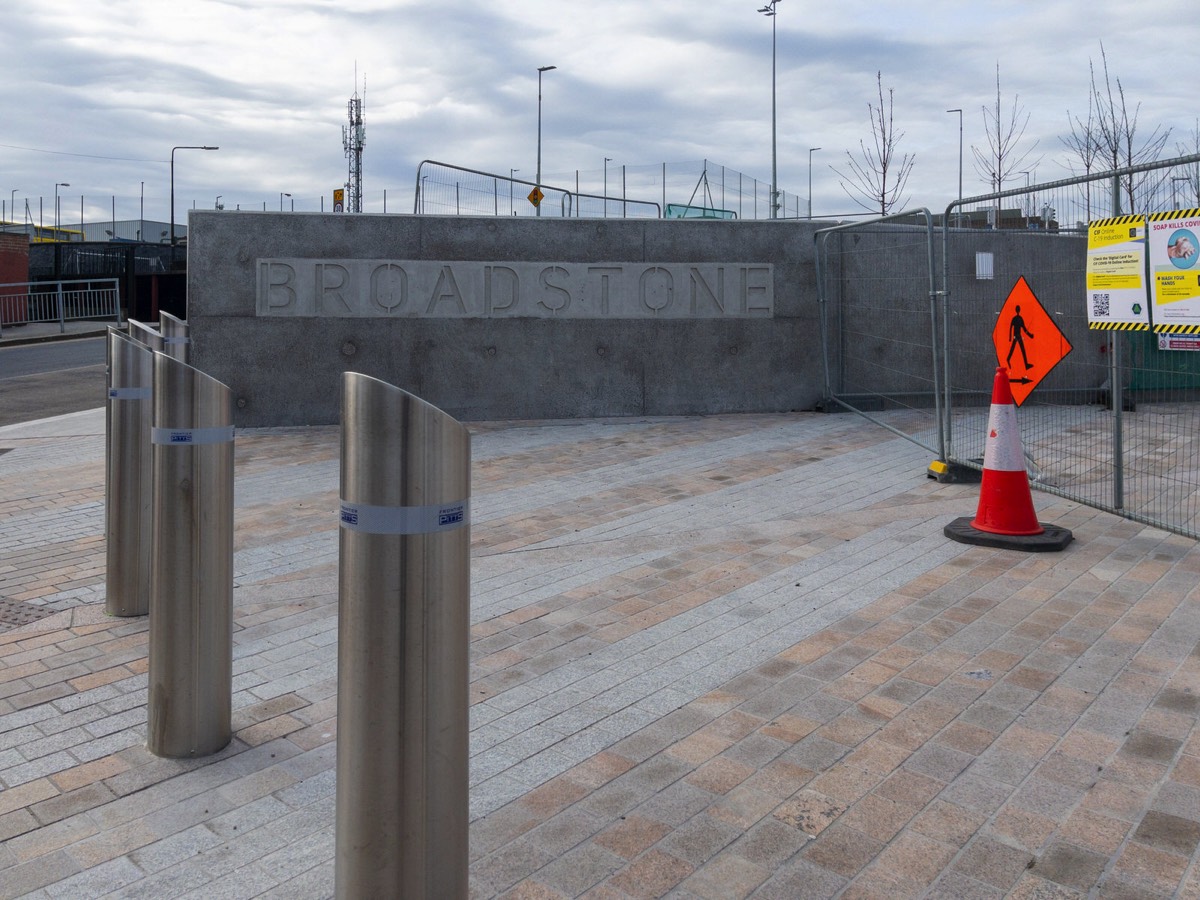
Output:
527,187,544,207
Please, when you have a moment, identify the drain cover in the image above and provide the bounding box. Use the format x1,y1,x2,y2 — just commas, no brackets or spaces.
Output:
0,597,56,629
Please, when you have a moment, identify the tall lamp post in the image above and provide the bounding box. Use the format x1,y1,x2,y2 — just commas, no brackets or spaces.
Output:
758,1,780,219
171,145,218,248
807,147,820,219
947,108,962,221
535,65,556,218
280,192,291,211
54,183,70,232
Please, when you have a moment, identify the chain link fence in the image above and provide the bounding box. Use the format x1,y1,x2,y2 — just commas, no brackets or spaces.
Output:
819,154,1200,539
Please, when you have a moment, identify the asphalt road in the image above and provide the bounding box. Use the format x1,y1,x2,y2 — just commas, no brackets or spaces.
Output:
0,337,107,428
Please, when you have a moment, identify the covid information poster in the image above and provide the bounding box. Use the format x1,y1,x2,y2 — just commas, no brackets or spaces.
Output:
1086,215,1149,330
1148,209,1200,333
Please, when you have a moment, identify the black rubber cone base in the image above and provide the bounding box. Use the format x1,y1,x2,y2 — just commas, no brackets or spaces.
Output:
944,516,1073,552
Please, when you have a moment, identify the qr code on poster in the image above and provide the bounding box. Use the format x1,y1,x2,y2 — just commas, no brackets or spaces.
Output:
1092,293,1110,317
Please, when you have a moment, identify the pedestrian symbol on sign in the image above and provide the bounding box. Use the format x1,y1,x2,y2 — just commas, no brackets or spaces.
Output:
1006,305,1034,370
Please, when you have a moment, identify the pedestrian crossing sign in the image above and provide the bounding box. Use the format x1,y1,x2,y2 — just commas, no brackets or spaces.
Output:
991,277,1072,407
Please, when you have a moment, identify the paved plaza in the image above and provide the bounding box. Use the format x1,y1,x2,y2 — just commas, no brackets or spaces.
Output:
1,402,1200,898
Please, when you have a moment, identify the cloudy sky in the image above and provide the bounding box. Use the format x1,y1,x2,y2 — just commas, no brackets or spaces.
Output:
2,0,1195,229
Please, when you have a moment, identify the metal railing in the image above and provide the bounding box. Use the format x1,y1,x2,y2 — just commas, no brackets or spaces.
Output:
412,159,814,220
0,277,122,336
818,154,1200,540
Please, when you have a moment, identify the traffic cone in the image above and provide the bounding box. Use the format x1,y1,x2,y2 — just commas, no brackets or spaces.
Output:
944,367,1073,551
972,367,1041,536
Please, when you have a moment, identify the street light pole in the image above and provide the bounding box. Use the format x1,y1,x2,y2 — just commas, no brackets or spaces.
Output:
947,109,962,218
807,147,820,219
280,192,291,211
54,183,69,232
536,65,556,218
171,145,218,249
758,1,780,219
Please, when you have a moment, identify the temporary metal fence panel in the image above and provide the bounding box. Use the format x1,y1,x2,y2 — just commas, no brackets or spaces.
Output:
815,209,944,458
939,155,1200,538
0,277,122,336
819,155,1200,538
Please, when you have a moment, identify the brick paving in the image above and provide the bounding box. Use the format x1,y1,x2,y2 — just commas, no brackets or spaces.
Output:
1,405,1199,898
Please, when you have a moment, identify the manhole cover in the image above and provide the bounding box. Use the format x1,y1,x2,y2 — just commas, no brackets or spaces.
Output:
0,597,56,629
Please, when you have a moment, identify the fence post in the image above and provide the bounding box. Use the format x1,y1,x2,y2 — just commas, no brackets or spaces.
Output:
147,352,234,758
335,373,470,899
112,277,125,327
105,329,154,616
56,280,65,333
1112,331,1125,509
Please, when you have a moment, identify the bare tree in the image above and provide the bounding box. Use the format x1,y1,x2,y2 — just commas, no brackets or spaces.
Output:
1090,43,1170,213
971,63,1040,226
1062,86,1102,221
834,71,915,216
1173,119,1200,209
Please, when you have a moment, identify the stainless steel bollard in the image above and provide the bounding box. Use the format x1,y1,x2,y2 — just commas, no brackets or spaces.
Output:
335,374,470,899
126,318,164,353
105,329,154,617
158,311,190,363
147,351,234,758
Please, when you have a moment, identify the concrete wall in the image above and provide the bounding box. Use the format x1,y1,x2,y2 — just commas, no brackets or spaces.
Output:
188,211,1088,427
819,223,1091,402
188,212,824,427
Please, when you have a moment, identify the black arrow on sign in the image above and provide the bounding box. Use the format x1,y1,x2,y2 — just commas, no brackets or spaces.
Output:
1009,376,1033,385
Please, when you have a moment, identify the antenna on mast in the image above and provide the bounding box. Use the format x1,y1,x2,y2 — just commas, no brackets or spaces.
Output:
343,67,365,213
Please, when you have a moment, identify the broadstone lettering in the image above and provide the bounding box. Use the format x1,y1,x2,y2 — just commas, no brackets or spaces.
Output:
256,260,773,318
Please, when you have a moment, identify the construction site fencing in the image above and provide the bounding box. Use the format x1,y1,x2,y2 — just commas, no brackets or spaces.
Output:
0,277,122,337
818,154,1200,540
413,159,812,220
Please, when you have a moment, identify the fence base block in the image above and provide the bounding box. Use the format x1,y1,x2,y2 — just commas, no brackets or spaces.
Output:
943,516,1073,552
927,460,983,484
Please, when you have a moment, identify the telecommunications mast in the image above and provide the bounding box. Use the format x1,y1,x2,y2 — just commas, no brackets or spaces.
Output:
343,76,365,213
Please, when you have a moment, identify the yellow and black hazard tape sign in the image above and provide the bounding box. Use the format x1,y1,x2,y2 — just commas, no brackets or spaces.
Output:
1155,323,1200,334
1089,214,1146,228
1148,208,1200,222
1089,320,1150,331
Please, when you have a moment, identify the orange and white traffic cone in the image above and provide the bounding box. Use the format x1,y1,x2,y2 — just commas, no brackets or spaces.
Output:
972,367,1042,536
944,367,1073,551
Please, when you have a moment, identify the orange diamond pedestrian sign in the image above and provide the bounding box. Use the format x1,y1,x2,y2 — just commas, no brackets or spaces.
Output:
991,276,1072,407
527,187,544,207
